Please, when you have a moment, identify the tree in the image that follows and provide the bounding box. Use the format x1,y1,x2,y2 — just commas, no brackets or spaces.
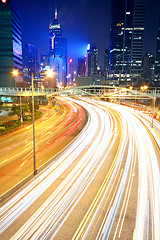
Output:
8,104,29,120
0,102,3,113
28,101,39,114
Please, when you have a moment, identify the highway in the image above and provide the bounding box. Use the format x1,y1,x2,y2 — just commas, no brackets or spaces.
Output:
0,97,160,240
0,97,86,197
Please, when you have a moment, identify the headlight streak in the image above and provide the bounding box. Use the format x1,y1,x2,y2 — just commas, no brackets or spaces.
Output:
0,98,85,192
1,98,160,240
93,111,135,240
117,104,160,239
10,99,117,240
1,98,109,236
0,115,92,234
0,100,67,167
71,99,128,240
96,101,160,240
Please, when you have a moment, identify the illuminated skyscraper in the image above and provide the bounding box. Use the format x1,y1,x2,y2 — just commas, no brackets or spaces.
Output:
130,0,146,83
104,49,109,80
141,53,155,85
0,0,23,87
40,54,50,70
109,0,146,85
23,43,39,79
86,44,98,77
49,7,67,87
155,17,160,86
77,58,85,77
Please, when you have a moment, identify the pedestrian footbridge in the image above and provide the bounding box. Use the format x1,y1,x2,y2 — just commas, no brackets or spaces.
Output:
0,85,160,100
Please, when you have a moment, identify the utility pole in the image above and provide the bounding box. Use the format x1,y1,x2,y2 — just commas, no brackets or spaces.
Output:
32,73,37,175
151,88,156,128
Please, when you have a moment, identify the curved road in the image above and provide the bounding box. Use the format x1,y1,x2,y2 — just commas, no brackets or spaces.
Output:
0,97,86,197
0,97,160,240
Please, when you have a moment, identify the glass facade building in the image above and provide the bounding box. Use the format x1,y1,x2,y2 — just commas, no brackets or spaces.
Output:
0,0,23,87
155,17,160,86
86,44,98,77
109,0,146,85
130,0,146,83
23,43,39,78
141,52,155,85
49,8,67,87
109,0,134,83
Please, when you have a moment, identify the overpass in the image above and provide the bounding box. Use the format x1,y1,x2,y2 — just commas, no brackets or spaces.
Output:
0,85,160,100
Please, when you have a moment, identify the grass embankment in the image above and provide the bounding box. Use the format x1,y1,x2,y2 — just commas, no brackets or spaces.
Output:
0,111,42,135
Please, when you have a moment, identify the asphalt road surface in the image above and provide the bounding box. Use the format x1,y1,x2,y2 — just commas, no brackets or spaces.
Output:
0,97,87,197
0,97,160,240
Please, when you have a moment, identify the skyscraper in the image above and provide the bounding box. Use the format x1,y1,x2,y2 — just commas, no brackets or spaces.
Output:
104,49,109,80
155,17,160,86
130,0,146,83
40,54,50,70
0,0,23,87
49,7,67,87
109,0,146,85
23,43,39,80
85,44,98,77
77,58,86,77
141,53,155,85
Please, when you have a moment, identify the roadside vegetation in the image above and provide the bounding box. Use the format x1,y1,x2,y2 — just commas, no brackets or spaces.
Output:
0,102,42,135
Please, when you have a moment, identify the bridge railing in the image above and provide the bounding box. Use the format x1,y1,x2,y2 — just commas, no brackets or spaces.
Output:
0,87,58,94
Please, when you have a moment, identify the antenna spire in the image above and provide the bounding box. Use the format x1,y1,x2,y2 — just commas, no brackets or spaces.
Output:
55,3,57,20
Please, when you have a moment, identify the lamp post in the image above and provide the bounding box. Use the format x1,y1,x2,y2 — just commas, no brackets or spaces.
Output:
12,70,23,125
140,85,156,128
30,70,54,176
151,88,156,128
31,73,37,175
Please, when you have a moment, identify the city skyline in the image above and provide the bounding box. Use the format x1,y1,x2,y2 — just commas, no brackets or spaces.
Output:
1,1,160,238
12,0,160,67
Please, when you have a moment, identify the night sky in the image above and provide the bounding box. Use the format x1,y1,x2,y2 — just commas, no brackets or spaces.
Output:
12,0,160,67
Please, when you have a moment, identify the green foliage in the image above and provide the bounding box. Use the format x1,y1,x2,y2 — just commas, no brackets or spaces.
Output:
0,120,21,134
34,111,42,120
23,115,32,121
0,126,5,131
8,104,29,119
3,121,14,127
28,102,39,114
0,102,3,111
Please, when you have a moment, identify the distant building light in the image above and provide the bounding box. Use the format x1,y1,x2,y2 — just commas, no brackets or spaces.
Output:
126,12,130,15
87,44,90,51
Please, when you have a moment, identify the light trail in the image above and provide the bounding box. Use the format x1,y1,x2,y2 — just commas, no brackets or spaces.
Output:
0,98,160,240
92,100,160,239
0,98,85,194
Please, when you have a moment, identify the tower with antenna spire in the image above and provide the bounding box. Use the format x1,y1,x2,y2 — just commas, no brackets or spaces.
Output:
55,3,57,20
49,4,67,87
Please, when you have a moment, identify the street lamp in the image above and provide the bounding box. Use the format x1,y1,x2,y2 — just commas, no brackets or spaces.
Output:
140,85,148,91
12,69,19,76
151,87,156,128
31,73,37,175
31,70,53,176
45,69,55,88
12,70,23,125
46,69,54,78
